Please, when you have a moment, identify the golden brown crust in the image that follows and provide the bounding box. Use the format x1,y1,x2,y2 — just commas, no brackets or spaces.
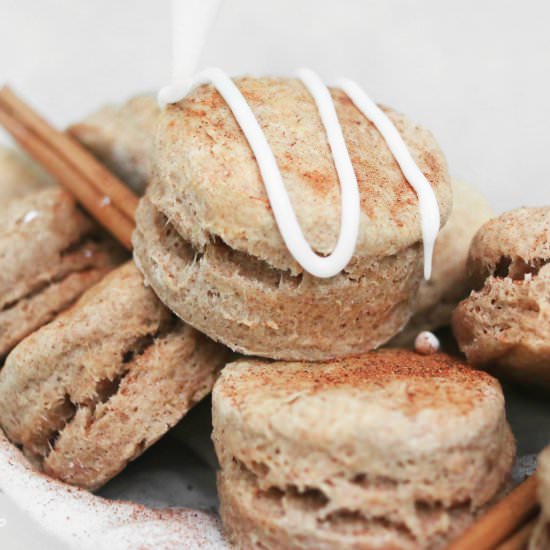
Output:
216,350,500,416
0,262,230,490
134,76,452,360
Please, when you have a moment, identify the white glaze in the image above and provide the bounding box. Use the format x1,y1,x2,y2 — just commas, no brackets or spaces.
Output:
162,1,440,279
170,0,222,84
162,0,441,278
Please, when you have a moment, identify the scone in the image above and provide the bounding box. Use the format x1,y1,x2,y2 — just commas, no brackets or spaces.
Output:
452,207,550,386
213,350,515,549
133,77,452,361
391,179,493,346
0,146,53,202
0,187,123,360
530,446,550,550
69,95,159,195
0,262,230,490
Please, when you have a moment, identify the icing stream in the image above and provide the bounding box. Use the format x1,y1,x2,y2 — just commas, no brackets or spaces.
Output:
159,69,440,279
170,0,222,84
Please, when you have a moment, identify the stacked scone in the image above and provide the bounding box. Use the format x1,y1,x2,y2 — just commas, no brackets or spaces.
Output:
128,77,516,548
133,77,453,360
0,75,523,549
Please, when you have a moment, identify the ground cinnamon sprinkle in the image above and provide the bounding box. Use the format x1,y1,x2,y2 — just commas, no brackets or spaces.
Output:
224,349,499,417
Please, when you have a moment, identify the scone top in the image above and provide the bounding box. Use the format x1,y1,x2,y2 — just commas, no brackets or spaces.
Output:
152,77,452,275
213,350,509,486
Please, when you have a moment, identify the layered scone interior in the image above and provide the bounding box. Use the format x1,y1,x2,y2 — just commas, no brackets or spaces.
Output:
453,206,550,386
0,262,230,490
0,187,124,361
213,350,515,549
133,77,452,361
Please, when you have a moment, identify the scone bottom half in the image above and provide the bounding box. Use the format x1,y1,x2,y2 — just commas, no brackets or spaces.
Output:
0,262,231,491
133,76,453,361
453,206,550,387
213,349,515,550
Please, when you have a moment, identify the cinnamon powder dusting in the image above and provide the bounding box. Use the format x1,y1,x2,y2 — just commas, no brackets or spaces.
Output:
222,349,498,417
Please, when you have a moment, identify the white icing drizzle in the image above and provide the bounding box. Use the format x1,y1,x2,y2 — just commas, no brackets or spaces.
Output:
335,78,441,279
160,68,361,278
170,0,222,84
159,68,440,279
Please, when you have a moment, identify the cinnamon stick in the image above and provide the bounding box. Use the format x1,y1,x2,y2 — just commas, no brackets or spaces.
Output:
447,475,538,550
0,87,136,249
0,86,138,219
495,516,538,550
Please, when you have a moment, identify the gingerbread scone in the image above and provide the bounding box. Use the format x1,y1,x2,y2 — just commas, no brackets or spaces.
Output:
133,77,452,361
213,350,515,550
0,187,123,360
0,146,53,203
69,95,159,195
0,261,230,491
391,179,493,346
453,207,550,386
530,446,550,550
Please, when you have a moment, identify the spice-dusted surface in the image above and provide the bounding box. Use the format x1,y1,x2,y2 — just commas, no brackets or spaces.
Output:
1,388,548,549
